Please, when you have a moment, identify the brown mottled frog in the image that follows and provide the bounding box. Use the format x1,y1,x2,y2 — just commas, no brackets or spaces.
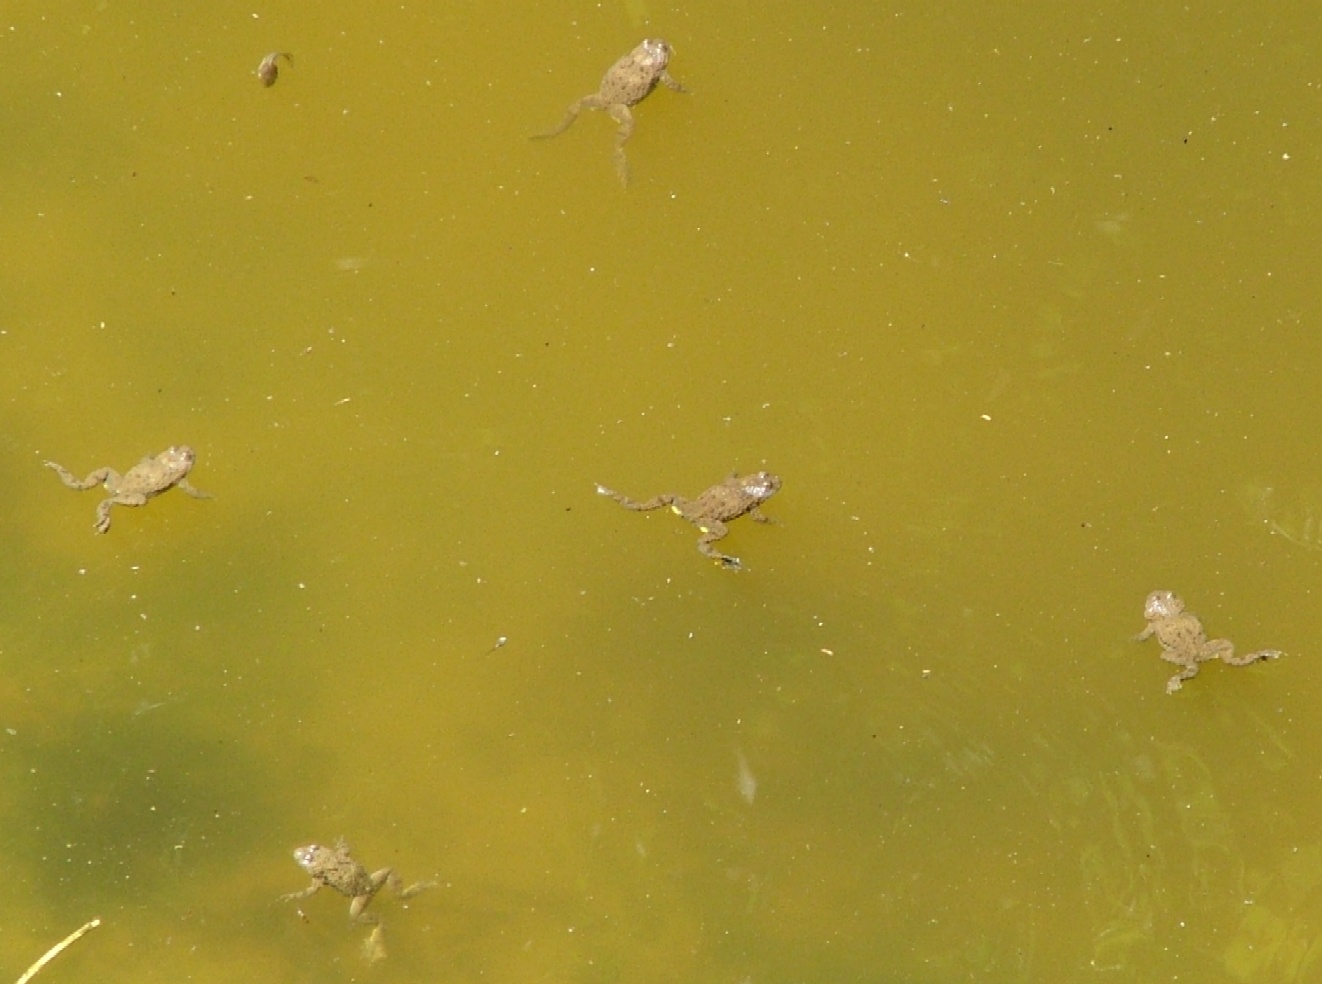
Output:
534,38,687,185
281,841,434,962
44,445,211,534
1134,590,1282,693
597,471,781,570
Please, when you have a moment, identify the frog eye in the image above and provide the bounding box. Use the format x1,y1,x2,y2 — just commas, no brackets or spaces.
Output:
642,39,671,62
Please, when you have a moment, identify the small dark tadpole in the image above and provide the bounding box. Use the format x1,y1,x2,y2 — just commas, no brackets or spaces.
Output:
258,51,293,87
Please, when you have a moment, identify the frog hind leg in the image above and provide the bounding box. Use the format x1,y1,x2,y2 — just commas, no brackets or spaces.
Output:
93,498,118,534
1221,646,1283,667
697,522,741,569
46,462,117,491
607,104,636,185
95,491,148,533
395,878,437,900
349,870,394,921
596,485,679,512
533,94,605,140
361,923,388,963
380,869,435,901
1166,662,1200,693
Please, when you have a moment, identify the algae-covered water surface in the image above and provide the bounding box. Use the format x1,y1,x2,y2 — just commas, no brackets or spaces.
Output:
4,2,1322,982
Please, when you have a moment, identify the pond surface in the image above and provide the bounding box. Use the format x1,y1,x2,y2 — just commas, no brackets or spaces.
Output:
4,2,1322,982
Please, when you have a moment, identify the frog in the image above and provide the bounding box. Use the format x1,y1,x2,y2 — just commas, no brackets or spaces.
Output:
44,445,211,534
1133,590,1282,694
281,841,434,962
257,51,293,87
596,471,781,570
533,38,687,185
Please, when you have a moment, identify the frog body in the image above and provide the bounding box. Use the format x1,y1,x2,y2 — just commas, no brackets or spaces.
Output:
534,38,686,185
597,471,780,570
1133,590,1282,693
44,445,211,534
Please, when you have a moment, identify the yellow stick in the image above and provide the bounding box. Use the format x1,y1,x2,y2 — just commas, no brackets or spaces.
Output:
14,919,100,984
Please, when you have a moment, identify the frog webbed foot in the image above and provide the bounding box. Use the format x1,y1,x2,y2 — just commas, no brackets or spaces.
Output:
361,923,388,963
1165,664,1200,693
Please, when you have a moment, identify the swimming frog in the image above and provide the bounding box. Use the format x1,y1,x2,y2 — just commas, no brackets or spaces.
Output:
534,38,686,185
44,445,211,534
282,840,434,961
1134,589,1282,693
597,471,781,570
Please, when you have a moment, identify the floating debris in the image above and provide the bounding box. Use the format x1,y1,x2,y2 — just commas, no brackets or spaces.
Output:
15,918,100,984
258,51,293,87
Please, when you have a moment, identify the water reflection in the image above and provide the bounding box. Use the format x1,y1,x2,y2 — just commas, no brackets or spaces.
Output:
1244,481,1322,552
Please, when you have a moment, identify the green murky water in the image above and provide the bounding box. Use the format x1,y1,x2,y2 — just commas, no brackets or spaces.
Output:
4,2,1322,982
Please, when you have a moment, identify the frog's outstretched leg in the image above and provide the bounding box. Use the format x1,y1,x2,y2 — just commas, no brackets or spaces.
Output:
395,878,436,900
533,94,605,140
607,104,637,185
532,101,583,139
595,484,681,512
380,870,436,902
44,462,118,491
177,480,212,500
1221,647,1283,667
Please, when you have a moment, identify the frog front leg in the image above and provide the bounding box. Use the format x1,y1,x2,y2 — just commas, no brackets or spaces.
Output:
279,880,323,904
607,103,637,185
176,479,213,500
658,70,686,93
748,506,776,524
